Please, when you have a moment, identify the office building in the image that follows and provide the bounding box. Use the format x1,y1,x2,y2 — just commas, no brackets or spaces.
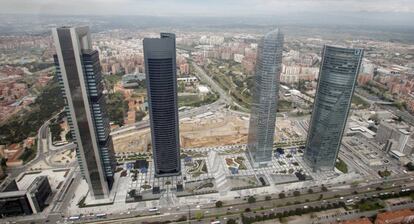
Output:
53,26,116,199
0,176,51,217
375,121,413,155
304,45,363,171
144,33,181,177
247,29,284,168
26,176,52,214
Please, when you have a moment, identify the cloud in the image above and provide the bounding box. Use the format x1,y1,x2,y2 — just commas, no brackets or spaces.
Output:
0,0,413,16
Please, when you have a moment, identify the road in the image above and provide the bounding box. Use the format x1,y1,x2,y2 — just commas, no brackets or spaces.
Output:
381,105,414,127
6,118,50,179
191,62,249,112
60,174,414,224
354,92,394,105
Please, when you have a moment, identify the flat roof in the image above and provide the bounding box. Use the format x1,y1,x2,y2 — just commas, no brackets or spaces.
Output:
0,190,26,198
390,150,406,157
399,129,410,135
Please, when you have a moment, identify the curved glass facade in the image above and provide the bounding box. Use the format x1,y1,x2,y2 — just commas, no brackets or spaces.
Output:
247,29,284,167
144,33,181,177
304,45,363,171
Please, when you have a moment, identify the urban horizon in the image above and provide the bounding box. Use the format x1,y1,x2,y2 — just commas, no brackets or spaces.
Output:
1,1,414,224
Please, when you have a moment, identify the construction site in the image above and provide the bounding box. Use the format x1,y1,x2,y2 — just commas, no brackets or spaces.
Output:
112,110,308,153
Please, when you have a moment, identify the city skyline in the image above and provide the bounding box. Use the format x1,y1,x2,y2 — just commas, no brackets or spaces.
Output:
2,0,414,16
1,4,414,221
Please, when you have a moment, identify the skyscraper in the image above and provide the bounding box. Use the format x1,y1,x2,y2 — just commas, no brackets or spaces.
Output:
144,33,181,177
304,45,363,171
247,29,284,168
53,26,116,199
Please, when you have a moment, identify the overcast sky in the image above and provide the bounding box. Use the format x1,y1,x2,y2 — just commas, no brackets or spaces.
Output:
1,0,414,16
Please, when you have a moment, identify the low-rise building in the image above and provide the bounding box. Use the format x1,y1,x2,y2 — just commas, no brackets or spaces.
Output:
375,121,413,155
339,217,373,224
375,209,414,224
0,176,51,217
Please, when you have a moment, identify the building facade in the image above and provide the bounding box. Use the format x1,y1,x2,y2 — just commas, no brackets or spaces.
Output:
144,33,181,177
247,29,284,168
375,121,413,155
304,45,363,171
0,176,51,217
53,26,116,199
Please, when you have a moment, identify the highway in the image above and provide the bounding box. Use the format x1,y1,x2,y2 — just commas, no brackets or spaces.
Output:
191,62,249,112
62,174,414,224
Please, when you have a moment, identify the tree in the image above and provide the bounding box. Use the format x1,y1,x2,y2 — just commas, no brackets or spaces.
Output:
265,195,272,201
49,122,63,142
321,185,328,192
406,162,414,171
215,200,223,208
248,196,256,204
293,190,301,197
65,131,73,141
308,189,314,194
226,219,237,224
194,211,204,220
176,215,187,222
0,157,6,168
279,193,286,199
128,189,136,198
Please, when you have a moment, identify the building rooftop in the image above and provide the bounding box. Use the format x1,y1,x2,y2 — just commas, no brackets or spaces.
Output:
27,176,48,193
376,209,414,222
0,190,26,198
338,217,372,224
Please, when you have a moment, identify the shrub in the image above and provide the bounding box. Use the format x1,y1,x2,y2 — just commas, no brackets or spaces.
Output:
248,196,256,203
293,190,301,197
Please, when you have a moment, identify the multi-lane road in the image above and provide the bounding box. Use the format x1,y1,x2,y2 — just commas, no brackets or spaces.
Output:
72,174,414,224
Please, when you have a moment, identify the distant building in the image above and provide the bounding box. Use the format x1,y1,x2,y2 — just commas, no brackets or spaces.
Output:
53,26,116,199
144,33,181,177
375,209,414,224
338,217,373,224
121,73,146,88
179,63,189,75
304,45,363,171
375,121,413,155
0,176,51,217
177,76,198,83
247,29,284,168
233,54,244,63
357,73,373,85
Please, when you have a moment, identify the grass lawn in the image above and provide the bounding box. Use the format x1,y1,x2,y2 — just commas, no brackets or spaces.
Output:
335,158,348,173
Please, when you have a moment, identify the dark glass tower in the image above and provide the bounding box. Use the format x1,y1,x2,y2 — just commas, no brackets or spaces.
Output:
247,29,284,168
304,45,363,171
52,26,116,199
144,33,181,177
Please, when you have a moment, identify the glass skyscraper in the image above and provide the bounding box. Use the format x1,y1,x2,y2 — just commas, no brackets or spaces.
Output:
144,33,181,177
304,45,363,171
52,26,116,199
247,29,284,168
